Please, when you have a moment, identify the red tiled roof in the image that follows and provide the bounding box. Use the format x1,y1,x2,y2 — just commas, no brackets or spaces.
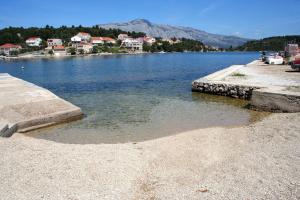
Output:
101,37,115,41
77,42,93,47
91,37,103,40
53,45,65,50
0,43,22,49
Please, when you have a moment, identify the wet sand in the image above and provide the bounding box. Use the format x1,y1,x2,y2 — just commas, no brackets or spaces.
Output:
0,112,299,199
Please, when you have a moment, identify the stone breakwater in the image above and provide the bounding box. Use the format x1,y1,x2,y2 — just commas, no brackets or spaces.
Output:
192,60,300,112
192,81,259,100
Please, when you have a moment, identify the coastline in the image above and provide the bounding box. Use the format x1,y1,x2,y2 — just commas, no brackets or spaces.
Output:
0,51,152,61
0,51,247,61
0,57,299,199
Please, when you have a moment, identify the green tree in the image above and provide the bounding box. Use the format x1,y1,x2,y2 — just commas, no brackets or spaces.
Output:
68,47,76,55
143,43,151,52
9,50,19,56
78,49,84,55
92,46,98,54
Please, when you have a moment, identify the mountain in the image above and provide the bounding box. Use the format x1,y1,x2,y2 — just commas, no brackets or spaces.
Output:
235,35,300,51
98,19,250,48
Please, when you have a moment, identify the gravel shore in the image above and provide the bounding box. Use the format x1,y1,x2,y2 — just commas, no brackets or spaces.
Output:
0,113,299,200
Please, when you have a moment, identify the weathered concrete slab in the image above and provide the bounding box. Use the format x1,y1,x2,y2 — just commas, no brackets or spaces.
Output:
0,73,83,137
198,65,244,82
251,88,300,113
192,60,300,112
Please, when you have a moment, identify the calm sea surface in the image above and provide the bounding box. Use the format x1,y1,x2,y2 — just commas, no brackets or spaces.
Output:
0,52,262,143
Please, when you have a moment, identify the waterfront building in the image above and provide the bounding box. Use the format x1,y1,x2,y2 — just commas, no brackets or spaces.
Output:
136,36,156,46
71,32,91,43
143,36,156,45
47,39,63,47
91,37,104,45
52,45,66,56
121,38,143,52
118,34,130,41
25,37,42,47
0,43,22,55
101,37,116,44
76,42,93,53
71,35,82,43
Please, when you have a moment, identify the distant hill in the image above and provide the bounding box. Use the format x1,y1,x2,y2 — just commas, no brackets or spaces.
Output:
98,19,250,48
235,35,300,51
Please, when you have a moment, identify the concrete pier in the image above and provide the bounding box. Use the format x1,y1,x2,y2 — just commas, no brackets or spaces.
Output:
0,73,83,137
192,60,300,112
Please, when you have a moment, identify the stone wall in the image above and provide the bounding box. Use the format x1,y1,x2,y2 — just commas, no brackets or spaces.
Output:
192,81,259,100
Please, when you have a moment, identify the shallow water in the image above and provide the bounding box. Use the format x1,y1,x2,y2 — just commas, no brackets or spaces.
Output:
0,52,263,143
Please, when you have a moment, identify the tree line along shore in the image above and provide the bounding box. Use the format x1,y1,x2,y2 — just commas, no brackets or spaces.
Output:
0,26,214,57
234,35,300,51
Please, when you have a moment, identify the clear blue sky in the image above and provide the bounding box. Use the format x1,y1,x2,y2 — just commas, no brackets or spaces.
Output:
1,0,299,39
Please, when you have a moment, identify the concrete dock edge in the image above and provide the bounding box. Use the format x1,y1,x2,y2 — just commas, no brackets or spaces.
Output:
0,73,84,137
192,60,300,113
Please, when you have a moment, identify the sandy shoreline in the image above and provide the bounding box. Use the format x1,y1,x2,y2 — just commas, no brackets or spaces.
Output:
0,112,299,199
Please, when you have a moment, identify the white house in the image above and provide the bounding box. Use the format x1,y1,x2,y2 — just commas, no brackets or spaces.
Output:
72,32,91,42
71,35,82,43
121,38,143,52
77,42,93,54
52,45,66,56
118,34,129,41
0,43,22,55
143,36,156,45
47,39,62,47
26,37,42,47
71,32,92,49
91,37,104,45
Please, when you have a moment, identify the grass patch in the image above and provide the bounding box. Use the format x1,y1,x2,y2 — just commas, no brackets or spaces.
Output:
231,72,246,77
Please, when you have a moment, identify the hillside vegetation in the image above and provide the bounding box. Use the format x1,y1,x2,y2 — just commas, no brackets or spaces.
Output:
0,25,145,46
235,35,300,51
0,26,212,53
143,38,209,52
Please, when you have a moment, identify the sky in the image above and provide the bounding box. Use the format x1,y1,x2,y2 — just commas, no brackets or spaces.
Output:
1,0,300,39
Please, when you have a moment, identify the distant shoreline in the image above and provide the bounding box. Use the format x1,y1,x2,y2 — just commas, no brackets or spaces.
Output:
0,51,259,61
0,51,151,61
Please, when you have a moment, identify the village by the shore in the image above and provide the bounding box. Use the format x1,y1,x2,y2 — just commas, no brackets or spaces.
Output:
0,32,188,59
1,35,300,200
